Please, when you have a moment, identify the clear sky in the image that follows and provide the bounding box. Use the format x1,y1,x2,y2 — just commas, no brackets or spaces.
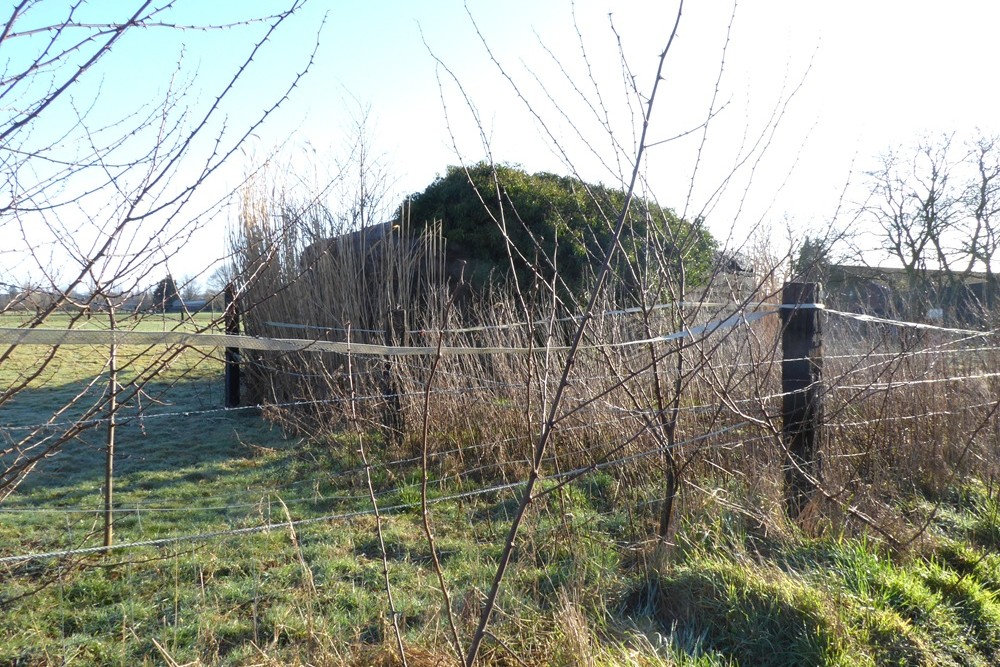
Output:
7,0,1000,289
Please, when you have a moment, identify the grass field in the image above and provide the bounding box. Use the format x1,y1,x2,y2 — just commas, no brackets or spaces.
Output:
3,315,1000,665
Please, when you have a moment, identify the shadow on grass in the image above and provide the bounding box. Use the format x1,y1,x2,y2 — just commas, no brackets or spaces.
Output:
3,375,302,505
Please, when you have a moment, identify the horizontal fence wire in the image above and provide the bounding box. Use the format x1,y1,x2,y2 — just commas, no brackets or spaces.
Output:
5,338,979,453
825,345,1000,363
263,300,742,337
825,308,996,337
832,371,1000,392
0,421,755,565
0,375,739,436
0,308,777,355
2,305,994,351
826,399,999,429
3,305,999,565
0,410,662,514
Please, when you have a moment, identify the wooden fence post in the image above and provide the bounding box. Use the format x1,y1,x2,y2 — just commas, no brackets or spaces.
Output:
383,307,406,446
781,282,824,518
224,284,241,408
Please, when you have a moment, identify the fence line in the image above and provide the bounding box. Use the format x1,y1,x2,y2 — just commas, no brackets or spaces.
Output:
8,339,990,454
0,374,726,435
263,300,742,337
824,345,1000,362
3,306,993,354
0,346,939,437
1,354,989,458
833,370,1000,392
828,400,1000,429
1,309,991,394
0,421,755,566
824,308,995,336
6,388,995,519
0,412,648,514
5,298,1000,563
0,308,776,355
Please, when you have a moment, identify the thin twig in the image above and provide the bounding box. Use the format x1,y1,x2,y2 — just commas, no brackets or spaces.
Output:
463,4,684,664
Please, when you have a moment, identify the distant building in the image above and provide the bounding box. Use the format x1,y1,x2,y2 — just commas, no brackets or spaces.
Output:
825,264,997,326
167,299,209,313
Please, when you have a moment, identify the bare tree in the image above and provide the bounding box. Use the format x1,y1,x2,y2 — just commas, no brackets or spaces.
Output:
0,1,316,499
964,135,1000,313
860,133,1000,322
864,137,958,303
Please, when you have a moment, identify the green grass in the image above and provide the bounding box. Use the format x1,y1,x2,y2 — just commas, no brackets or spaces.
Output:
4,338,1000,665
1,311,225,429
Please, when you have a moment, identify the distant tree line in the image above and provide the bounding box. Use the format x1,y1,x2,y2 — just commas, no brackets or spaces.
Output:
0,274,228,315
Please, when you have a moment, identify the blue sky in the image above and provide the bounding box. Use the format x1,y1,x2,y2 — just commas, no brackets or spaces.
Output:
7,0,1000,288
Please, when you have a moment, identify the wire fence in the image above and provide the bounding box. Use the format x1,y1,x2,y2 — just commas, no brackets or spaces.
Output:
2,299,998,567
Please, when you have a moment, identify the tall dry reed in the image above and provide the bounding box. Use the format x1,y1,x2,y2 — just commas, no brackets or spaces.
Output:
231,179,1000,546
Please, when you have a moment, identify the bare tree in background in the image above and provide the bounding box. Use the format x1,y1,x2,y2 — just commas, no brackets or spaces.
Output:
206,263,236,295
860,133,1000,322
0,1,316,499
863,137,959,314
964,135,1000,314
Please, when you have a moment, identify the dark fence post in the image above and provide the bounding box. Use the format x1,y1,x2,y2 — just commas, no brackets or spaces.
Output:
383,307,406,446
224,284,241,409
781,282,824,518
